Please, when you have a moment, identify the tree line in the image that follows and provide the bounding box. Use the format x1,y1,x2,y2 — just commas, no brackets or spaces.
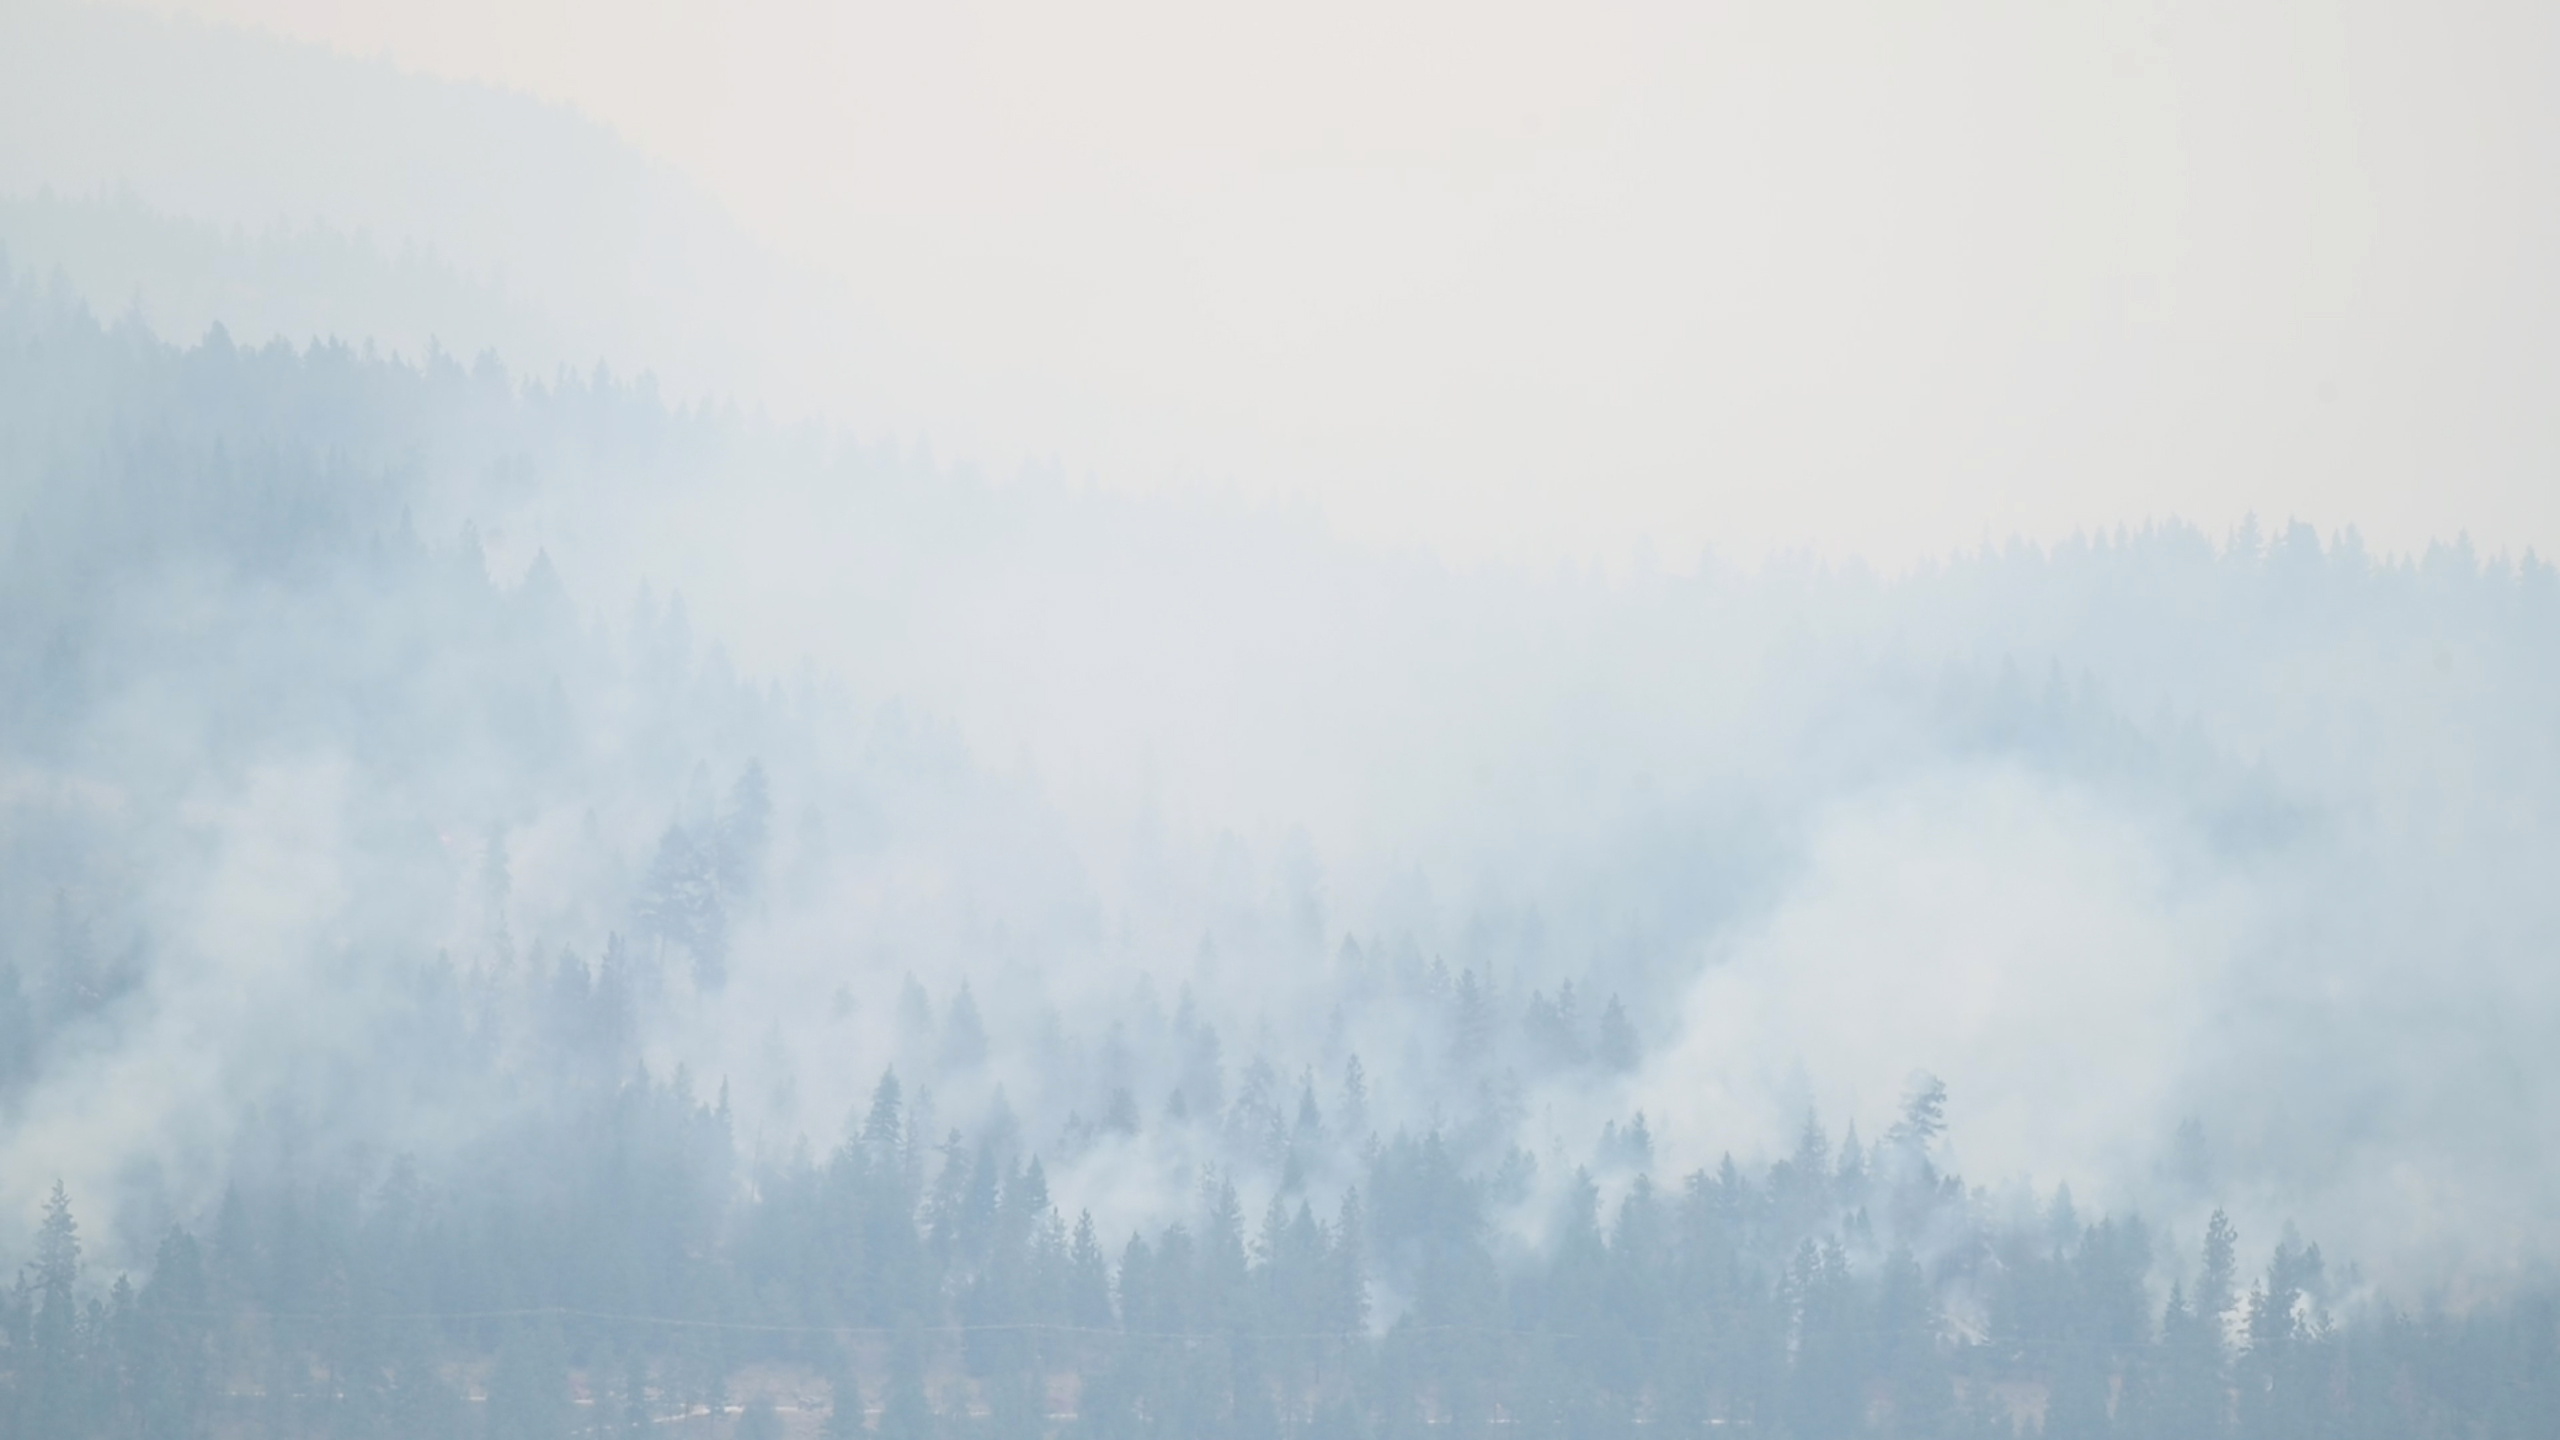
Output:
5,1065,2555,1438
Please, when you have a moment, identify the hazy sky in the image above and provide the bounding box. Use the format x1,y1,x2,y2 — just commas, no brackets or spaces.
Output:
107,0,2560,567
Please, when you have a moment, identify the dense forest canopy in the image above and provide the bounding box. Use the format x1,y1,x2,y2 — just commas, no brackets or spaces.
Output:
1,245,2558,1436
3,4,2560,1430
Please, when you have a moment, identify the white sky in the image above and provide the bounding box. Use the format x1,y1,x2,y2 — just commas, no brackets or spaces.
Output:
106,0,2560,567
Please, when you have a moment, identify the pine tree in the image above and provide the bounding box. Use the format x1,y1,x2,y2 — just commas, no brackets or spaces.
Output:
942,983,990,1071
1886,1073,1949,1152
133,1227,215,1440
1330,1188,1369,1337
2198,1210,2239,1341
635,823,728,988
1068,1211,1114,1330
2152,1214,2239,1440
24,1181,85,1438
877,1323,937,1440
1596,996,1639,1073
1202,1177,1249,1333
716,760,773,897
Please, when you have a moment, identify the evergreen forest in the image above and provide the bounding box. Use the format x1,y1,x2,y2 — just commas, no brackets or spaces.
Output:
0,252,2557,1439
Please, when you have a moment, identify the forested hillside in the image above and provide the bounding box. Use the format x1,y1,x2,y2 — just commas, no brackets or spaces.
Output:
1,263,2557,1437
22,1067,2560,1439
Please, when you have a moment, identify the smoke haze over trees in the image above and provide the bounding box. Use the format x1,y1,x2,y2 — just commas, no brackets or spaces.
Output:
3,2,2560,1435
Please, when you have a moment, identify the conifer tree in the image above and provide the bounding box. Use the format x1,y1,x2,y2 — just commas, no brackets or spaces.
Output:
877,1323,937,1440
1068,1211,1114,1330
